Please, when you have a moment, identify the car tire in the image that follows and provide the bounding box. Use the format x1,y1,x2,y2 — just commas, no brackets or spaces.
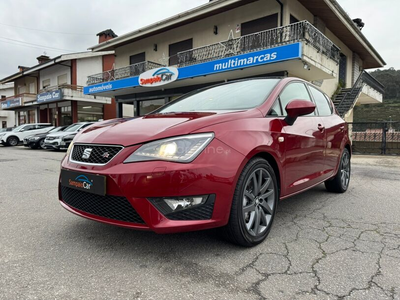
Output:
39,139,46,149
325,148,351,193
7,136,19,147
222,157,279,247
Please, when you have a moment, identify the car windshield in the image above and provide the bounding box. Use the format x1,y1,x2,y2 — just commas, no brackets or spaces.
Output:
64,124,82,132
12,125,25,132
49,126,65,133
156,79,280,113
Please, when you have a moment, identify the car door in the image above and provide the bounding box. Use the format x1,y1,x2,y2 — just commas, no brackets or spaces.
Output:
19,125,37,139
272,82,326,196
308,85,345,177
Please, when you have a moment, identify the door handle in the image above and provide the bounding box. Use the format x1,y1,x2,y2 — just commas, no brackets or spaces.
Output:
318,124,325,132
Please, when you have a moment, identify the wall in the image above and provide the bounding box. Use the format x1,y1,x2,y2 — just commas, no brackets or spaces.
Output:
0,83,16,127
39,64,71,90
76,56,103,86
115,0,280,68
14,76,38,94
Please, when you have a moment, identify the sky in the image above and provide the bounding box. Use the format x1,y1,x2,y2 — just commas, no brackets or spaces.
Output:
0,0,396,80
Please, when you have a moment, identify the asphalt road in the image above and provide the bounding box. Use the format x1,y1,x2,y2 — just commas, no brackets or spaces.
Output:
0,146,399,300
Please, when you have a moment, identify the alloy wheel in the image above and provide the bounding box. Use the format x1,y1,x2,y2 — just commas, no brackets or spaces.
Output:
242,168,275,237
40,139,46,149
341,151,350,189
8,137,18,146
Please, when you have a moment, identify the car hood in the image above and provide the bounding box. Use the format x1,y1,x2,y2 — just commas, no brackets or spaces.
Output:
74,110,262,146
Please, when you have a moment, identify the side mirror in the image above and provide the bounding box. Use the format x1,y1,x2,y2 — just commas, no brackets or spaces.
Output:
284,100,316,125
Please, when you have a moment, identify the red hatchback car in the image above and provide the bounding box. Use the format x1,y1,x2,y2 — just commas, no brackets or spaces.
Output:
59,78,351,246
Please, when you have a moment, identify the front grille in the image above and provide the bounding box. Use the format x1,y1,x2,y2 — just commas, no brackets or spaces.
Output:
61,186,145,224
71,144,123,164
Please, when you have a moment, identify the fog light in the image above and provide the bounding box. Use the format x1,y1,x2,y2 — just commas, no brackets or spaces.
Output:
148,195,209,215
164,196,206,212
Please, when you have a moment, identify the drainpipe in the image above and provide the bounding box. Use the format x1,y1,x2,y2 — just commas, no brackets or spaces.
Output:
275,0,284,26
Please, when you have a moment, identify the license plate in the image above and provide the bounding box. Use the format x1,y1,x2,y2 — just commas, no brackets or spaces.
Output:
61,169,106,196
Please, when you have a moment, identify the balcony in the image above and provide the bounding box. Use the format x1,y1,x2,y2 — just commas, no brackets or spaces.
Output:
0,93,36,109
87,61,164,85
177,21,340,67
85,21,341,95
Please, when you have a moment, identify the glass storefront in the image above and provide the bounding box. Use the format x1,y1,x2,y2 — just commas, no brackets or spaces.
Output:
122,103,135,118
28,110,36,123
78,102,104,122
18,111,27,124
139,99,165,115
58,101,72,126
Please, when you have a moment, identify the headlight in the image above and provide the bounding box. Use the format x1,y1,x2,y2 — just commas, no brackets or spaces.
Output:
66,141,74,156
33,136,40,140
124,133,214,163
0,133,6,139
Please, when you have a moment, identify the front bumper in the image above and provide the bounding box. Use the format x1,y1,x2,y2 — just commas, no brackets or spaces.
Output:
45,139,67,150
59,138,245,233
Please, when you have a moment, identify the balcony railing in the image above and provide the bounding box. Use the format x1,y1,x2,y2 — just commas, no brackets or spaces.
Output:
39,84,84,94
87,61,164,85
177,21,340,67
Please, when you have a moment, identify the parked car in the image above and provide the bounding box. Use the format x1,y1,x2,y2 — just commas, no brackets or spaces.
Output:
0,123,52,146
23,126,67,149
59,78,351,246
45,122,94,150
61,133,77,149
0,127,14,133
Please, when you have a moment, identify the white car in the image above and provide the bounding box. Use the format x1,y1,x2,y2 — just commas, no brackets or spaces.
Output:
44,122,94,150
0,123,52,146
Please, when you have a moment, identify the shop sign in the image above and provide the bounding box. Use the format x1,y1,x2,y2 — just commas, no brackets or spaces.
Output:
1,97,22,109
139,67,179,87
37,89,63,103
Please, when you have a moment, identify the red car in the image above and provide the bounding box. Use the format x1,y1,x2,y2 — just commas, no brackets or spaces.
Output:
59,78,351,247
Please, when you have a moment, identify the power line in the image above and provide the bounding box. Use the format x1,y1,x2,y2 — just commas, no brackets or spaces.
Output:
0,39,70,53
0,22,95,36
0,36,78,52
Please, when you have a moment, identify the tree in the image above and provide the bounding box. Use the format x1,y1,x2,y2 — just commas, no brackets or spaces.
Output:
370,68,400,100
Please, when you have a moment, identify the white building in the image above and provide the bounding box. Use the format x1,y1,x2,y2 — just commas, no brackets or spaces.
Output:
0,83,16,128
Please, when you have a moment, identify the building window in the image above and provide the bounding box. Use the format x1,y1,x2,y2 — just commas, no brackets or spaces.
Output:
129,52,146,75
43,79,51,89
1,95,5,99
129,52,146,65
78,103,103,122
241,14,278,36
29,82,35,94
290,15,299,24
169,38,193,65
57,74,68,86
58,101,72,125
241,14,278,51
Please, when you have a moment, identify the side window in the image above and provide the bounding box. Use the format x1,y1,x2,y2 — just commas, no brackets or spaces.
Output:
268,100,282,116
309,86,332,116
23,125,35,131
279,82,313,116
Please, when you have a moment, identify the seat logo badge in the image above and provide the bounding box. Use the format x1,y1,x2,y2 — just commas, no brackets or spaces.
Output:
102,152,110,158
82,148,93,159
